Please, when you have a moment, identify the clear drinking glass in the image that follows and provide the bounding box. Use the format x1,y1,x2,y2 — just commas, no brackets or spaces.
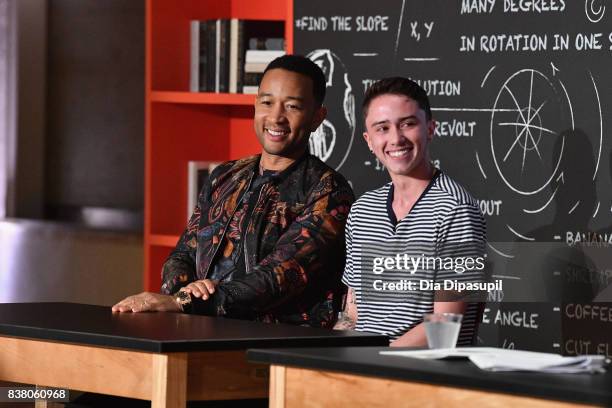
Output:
424,313,463,349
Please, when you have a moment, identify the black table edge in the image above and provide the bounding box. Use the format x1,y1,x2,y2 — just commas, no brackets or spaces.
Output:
0,324,388,353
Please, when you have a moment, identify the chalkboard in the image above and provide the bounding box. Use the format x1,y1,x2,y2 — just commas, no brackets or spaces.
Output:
295,0,612,355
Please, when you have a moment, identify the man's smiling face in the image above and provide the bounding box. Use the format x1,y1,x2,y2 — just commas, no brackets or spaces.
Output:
363,94,434,178
254,68,325,162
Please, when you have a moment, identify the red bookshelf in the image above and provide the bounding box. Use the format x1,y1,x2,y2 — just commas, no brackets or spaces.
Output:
144,0,294,290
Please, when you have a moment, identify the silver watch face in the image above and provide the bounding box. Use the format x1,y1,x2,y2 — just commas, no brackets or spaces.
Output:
176,290,191,305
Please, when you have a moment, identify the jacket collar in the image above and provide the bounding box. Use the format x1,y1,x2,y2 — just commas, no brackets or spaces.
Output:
232,152,310,184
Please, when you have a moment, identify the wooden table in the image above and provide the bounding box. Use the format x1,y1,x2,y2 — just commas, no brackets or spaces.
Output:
248,347,612,407
0,303,387,407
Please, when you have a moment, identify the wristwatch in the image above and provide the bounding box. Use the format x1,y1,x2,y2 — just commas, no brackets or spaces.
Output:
174,289,193,314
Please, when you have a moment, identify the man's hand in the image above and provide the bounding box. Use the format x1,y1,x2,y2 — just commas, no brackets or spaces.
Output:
180,279,218,300
111,292,181,313
390,300,467,347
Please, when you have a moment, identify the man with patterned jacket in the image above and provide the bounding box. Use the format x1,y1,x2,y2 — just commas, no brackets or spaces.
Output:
113,55,354,328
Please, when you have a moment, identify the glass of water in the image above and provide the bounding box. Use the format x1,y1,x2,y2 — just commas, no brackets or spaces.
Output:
424,313,463,349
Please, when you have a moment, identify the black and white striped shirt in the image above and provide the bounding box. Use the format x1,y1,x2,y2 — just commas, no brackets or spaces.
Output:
342,171,486,344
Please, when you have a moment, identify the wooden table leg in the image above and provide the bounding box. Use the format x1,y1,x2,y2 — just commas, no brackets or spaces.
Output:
151,353,187,408
186,350,269,401
34,401,63,408
33,385,65,408
269,365,286,408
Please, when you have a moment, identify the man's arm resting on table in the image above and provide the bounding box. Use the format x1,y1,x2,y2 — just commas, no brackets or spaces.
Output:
111,278,218,313
334,287,357,330
111,292,182,313
390,299,466,347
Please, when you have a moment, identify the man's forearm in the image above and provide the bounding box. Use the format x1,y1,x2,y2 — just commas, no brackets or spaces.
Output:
333,287,357,330
390,322,427,347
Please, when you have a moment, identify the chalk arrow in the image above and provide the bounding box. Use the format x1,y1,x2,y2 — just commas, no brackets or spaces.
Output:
556,171,564,184
551,62,560,76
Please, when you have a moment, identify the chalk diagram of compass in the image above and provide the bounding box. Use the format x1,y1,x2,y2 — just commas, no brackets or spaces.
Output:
488,68,571,197
306,49,356,171
476,64,603,256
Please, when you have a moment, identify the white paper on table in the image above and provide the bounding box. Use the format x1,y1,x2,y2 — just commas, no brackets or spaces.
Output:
379,347,609,373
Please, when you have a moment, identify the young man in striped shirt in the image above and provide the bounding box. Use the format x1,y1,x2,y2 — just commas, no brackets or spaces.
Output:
334,77,486,346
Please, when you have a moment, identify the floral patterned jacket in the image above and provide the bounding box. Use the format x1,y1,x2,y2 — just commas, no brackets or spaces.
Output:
161,153,354,328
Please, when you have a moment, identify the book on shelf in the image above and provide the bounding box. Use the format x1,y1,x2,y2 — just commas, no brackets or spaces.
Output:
228,19,243,93
244,50,285,73
242,85,259,94
216,19,230,92
190,19,284,93
245,49,286,62
214,20,222,92
206,20,216,92
244,72,264,85
189,21,198,92
243,62,269,73
248,37,284,50
189,21,208,92
241,72,263,94
187,161,220,219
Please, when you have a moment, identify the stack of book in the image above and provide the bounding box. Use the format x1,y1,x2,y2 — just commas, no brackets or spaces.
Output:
242,49,285,94
190,19,285,93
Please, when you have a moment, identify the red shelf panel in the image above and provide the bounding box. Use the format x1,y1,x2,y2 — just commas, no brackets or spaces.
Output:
147,234,180,247
150,91,256,105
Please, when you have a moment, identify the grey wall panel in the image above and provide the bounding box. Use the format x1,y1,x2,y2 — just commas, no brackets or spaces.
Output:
45,0,144,211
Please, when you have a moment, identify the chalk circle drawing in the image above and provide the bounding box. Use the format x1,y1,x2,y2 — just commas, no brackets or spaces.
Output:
489,69,573,196
585,0,606,23
307,49,356,170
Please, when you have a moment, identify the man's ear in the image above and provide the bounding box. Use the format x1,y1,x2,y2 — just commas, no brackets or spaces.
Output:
311,106,327,131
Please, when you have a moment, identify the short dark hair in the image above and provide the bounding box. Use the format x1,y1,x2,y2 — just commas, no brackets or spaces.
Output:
362,77,432,123
264,54,326,107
